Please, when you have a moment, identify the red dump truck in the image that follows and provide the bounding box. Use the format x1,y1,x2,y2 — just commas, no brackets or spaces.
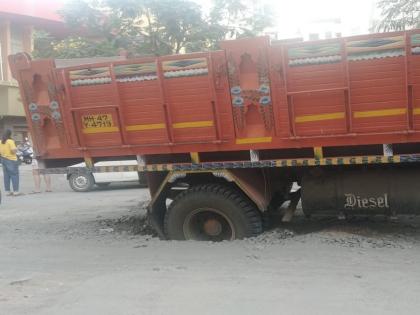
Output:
9,29,420,240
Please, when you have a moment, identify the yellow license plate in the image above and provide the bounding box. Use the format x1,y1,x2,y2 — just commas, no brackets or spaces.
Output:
82,114,114,128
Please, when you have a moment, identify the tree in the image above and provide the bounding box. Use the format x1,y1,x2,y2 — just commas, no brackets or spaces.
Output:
105,0,210,54
33,31,118,58
376,0,420,31
33,0,273,58
209,0,273,40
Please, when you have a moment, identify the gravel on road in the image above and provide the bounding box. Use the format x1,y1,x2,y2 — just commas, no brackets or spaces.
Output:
1,166,420,315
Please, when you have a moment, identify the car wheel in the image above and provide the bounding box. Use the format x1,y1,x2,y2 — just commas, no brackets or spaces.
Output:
69,173,95,192
96,182,111,188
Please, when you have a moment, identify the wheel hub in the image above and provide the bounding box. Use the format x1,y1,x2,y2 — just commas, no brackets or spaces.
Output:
183,208,235,241
203,219,222,236
75,176,87,187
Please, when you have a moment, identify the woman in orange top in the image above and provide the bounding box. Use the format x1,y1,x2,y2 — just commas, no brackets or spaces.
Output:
0,129,20,196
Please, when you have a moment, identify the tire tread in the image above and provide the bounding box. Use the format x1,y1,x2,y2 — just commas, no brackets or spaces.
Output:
164,183,262,239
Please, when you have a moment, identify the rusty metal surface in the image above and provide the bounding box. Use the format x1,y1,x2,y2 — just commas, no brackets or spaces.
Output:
301,167,420,216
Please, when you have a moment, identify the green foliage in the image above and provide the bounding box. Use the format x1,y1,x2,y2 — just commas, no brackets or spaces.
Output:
33,31,118,58
33,31,56,59
209,0,273,40
376,0,420,31
105,0,209,54
33,0,273,59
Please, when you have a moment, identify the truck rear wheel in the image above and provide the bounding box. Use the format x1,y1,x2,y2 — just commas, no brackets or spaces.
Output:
164,184,262,241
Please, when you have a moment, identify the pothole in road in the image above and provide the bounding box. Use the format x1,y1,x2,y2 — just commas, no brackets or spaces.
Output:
99,214,157,237
94,202,420,246
97,201,157,237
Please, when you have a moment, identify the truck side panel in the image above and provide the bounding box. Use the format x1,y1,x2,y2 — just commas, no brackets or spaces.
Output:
9,30,420,162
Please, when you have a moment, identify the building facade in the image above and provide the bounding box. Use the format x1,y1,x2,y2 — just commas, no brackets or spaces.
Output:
0,0,64,142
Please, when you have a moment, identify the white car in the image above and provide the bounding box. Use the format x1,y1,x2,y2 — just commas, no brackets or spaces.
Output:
67,160,146,192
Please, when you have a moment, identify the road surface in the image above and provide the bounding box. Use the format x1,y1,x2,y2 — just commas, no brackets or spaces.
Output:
1,166,420,315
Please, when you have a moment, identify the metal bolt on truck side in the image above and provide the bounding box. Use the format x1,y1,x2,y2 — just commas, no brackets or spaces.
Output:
9,30,420,241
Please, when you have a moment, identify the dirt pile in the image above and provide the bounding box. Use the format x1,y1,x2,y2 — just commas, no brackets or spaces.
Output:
97,201,157,237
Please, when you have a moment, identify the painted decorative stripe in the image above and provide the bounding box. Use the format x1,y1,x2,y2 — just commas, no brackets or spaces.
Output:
126,123,166,131
162,58,208,78
413,108,420,115
116,75,158,82
114,63,158,83
347,49,405,61
289,55,342,66
114,63,156,76
82,126,119,134
71,77,112,86
346,36,405,53
172,120,213,129
288,42,341,59
162,58,207,71
236,137,272,144
295,112,345,123
353,108,406,118
164,68,208,78
69,67,110,80
40,154,420,175
411,34,420,46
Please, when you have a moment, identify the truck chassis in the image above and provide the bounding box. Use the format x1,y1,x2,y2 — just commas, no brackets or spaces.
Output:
42,152,420,240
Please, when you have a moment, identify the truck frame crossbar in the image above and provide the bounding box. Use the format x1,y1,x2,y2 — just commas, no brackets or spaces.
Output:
41,153,420,175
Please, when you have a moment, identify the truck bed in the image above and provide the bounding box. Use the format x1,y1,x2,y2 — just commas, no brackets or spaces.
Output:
9,30,420,164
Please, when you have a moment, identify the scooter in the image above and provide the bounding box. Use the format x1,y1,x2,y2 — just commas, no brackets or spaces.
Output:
16,142,34,165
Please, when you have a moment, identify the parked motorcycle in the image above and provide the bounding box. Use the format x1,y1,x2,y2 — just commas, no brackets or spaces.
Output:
16,140,34,165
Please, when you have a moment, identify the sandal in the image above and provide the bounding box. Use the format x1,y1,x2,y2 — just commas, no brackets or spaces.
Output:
6,192,13,196
29,191,41,194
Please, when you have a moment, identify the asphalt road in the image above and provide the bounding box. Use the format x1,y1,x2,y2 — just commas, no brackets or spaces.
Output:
1,165,420,315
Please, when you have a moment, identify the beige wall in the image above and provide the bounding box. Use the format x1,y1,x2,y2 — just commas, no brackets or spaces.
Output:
0,19,11,81
0,18,32,119
0,83,24,116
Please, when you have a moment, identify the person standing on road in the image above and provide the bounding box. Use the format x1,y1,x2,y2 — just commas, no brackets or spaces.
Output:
28,135,52,193
31,158,52,193
0,129,21,196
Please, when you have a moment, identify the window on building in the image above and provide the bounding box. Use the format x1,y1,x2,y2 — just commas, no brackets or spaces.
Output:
12,126,28,144
11,25,24,55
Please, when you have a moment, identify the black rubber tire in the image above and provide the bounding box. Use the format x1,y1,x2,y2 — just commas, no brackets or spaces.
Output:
138,172,148,188
164,184,262,241
68,173,95,192
96,182,111,188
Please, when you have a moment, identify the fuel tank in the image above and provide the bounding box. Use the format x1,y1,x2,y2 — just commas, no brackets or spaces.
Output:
301,166,420,216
